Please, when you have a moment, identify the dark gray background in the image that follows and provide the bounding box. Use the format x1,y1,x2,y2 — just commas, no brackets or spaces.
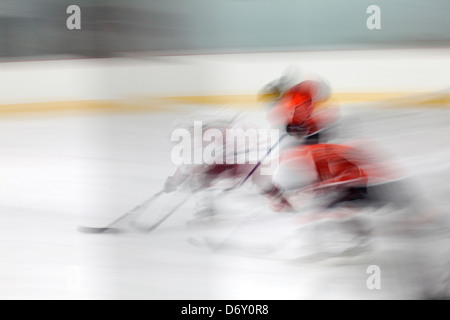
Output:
0,0,449,59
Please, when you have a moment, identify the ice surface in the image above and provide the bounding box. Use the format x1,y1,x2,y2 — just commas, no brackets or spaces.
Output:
1,103,449,299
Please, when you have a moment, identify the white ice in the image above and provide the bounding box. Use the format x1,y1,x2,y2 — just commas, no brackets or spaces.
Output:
1,102,449,299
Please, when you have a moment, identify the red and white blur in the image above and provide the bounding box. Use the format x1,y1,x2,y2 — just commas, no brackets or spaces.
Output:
0,0,449,300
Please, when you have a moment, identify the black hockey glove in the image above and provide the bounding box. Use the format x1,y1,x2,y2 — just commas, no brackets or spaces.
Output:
286,123,306,136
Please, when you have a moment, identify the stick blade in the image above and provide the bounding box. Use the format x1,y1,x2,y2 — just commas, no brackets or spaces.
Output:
77,225,122,234
130,221,158,233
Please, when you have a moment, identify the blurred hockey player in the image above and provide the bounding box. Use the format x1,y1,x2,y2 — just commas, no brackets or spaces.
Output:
255,140,422,215
254,141,449,280
164,162,255,219
251,140,434,255
163,115,273,221
261,72,339,146
253,142,375,213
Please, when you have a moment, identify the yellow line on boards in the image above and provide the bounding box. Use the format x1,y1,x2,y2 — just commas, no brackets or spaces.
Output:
0,92,448,114
156,92,450,105
0,99,175,114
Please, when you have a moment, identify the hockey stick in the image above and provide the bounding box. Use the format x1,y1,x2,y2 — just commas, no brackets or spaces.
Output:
224,132,288,192
77,190,164,234
204,132,295,251
131,134,286,234
128,131,287,234
132,194,191,233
